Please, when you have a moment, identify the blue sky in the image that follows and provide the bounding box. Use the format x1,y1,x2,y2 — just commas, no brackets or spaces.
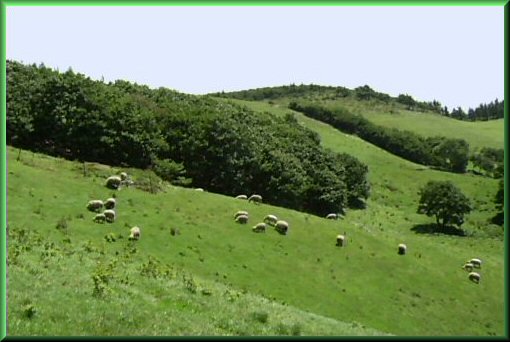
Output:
6,6,504,111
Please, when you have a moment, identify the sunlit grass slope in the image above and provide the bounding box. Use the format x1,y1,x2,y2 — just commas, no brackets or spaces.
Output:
244,97,503,150
7,145,504,336
330,101,504,150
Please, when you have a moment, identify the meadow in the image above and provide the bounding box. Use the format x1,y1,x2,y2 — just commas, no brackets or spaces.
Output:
7,100,504,337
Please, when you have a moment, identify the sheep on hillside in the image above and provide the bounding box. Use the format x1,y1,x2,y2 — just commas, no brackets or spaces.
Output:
336,234,346,247
106,176,122,190
195,188,204,192
468,258,482,269
235,214,249,224
462,262,474,272
93,213,106,224
129,226,141,240
235,195,248,200
234,211,249,219
120,172,128,181
263,214,278,226
103,209,116,223
326,213,338,220
252,222,267,233
468,272,481,284
87,200,104,212
248,194,262,204
275,220,289,235
398,243,407,255
104,198,116,210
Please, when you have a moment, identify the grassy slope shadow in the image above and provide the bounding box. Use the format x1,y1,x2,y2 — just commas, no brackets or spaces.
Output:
410,223,467,236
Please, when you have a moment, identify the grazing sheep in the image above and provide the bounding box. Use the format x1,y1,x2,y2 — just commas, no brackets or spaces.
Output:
234,211,249,219
93,213,106,224
398,243,407,255
263,214,278,226
235,195,248,200
235,214,249,224
468,258,482,269
86,200,104,212
106,176,122,190
103,209,116,223
252,222,267,233
468,272,481,284
462,262,475,272
195,188,204,192
129,226,141,240
119,172,128,181
336,234,346,247
248,194,262,204
326,213,338,220
275,220,289,235
104,198,116,210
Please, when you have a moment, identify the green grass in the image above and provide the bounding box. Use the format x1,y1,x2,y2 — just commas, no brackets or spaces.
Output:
7,144,504,336
339,104,503,150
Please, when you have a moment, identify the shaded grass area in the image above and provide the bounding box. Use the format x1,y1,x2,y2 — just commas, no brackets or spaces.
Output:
410,224,467,237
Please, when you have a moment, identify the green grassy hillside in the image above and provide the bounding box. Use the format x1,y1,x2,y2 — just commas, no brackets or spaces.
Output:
325,101,504,150
7,144,504,336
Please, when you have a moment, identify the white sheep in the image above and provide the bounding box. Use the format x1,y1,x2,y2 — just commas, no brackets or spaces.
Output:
104,197,116,210
462,262,474,272
248,194,262,204
398,243,407,255
468,258,482,269
468,272,481,284
263,214,278,226
129,226,141,240
235,194,248,200
326,213,338,220
103,209,116,223
119,172,128,181
86,200,104,212
275,220,289,235
93,213,106,224
252,222,267,233
195,188,204,192
234,211,249,219
336,234,346,247
106,176,122,190
235,214,249,224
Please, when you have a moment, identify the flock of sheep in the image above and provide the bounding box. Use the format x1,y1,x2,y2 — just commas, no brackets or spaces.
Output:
86,172,140,241
233,194,289,235
89,176,484,285
462,258,483,284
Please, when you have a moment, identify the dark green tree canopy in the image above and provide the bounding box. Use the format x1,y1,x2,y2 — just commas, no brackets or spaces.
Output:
417,181,472,230
6,59,370,217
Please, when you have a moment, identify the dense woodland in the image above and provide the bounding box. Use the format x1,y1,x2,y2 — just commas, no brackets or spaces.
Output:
6,60,369,216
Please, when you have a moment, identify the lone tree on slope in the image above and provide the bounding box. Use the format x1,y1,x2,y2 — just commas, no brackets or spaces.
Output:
417,180,472,231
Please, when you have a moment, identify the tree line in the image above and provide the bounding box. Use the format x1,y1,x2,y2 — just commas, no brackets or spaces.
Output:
6,60,370,216
214,84,503,121
446,100,504,121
